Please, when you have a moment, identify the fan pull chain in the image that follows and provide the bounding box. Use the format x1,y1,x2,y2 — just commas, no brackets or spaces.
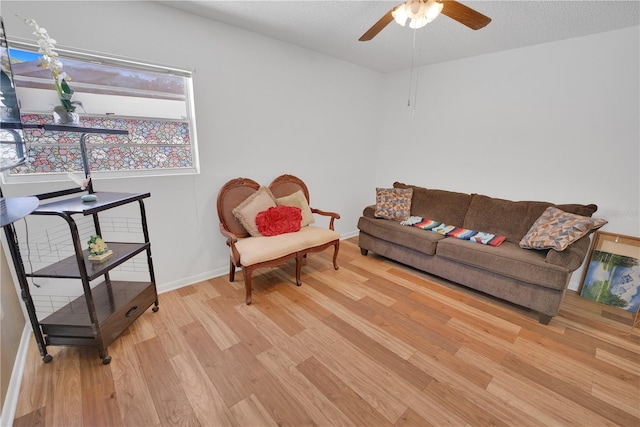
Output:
407,29,416,107
408,28,420,120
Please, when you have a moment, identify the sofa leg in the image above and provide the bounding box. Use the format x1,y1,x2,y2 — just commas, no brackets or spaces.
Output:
360,248,368,256
333,241,340,270
538,313,552,325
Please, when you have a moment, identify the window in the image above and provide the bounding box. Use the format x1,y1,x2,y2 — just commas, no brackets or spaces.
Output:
1,40,198,183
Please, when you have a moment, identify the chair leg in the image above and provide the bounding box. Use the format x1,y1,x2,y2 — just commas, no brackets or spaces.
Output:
229,259,235,282
243,267,252,305
332,241,340,270
295,253,303,286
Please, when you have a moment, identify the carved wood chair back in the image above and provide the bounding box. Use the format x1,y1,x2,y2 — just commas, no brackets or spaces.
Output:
216,177,260,238
269,174,310,203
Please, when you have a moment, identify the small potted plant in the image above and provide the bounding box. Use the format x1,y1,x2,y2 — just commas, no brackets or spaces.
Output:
87,235,112,262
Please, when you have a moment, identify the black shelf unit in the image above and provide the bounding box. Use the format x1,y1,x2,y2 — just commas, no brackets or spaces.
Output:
2,125,159,364
21,190,159,364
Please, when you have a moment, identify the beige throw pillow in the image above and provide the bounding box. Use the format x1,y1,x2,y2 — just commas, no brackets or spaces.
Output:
232,186,277,236
276,190,315,227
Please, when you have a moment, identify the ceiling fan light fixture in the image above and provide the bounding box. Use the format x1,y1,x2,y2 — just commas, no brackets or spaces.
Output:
359,0,491,42
392,0,443,29
406,0,426,19
408,16,428,29
391,5,409,26
424,0,444,22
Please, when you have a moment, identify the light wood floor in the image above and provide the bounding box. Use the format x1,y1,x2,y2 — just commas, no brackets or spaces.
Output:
13,237,640,426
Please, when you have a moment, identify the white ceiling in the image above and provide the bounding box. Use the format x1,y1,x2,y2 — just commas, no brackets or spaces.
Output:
160,0,640,73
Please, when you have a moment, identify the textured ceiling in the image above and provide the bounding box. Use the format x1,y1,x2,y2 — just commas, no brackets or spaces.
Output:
160,0,640,73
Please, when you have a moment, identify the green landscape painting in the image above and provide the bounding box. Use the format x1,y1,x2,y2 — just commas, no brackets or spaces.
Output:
580,250,640,313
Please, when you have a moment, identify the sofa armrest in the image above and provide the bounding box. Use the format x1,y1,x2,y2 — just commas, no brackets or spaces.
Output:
545,234,592,271
311,208,340,230
363,205,375,218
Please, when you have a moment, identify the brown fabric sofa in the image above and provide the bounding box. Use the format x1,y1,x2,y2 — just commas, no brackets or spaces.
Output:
357,182,599,324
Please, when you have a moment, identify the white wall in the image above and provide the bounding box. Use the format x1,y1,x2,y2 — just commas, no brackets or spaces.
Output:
376,26,640,290
1,2,638,296
1,1,382,292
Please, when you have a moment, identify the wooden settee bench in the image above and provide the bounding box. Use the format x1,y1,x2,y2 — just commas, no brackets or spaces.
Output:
217,174,340,304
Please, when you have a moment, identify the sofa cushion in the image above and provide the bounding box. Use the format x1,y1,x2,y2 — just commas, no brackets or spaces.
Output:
232,186,277,237
463,194,598,244
358,215,444,256
393,182,471,226
435,238,570,290
236,226,339,266
375,187,413,221
555,203,598,217
276,189,314,227
519,206,607,251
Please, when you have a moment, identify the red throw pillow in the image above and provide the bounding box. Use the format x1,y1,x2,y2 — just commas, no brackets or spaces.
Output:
255,205,302,236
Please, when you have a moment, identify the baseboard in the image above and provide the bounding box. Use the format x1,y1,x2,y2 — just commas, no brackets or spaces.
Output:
340,230,359,240
156,267,228,294
0,325,31,427
156,232,359,295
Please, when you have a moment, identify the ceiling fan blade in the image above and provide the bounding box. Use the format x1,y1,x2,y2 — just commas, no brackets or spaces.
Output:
359,8,396,41
440,0,491,30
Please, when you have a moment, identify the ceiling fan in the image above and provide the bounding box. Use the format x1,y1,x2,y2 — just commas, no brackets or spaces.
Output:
359,0,491,41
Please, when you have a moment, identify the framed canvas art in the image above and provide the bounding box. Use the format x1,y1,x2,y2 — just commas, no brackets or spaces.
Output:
579,231,640,314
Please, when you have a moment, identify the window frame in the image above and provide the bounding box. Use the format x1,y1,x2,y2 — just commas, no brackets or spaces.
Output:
2,39,199,184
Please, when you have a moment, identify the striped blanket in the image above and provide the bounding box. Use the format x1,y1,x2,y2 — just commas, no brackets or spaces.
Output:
400,216,506,247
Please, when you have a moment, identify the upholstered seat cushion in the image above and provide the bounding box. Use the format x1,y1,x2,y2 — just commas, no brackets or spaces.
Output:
235,226,340,266
357,212,444,256
436,238,569,290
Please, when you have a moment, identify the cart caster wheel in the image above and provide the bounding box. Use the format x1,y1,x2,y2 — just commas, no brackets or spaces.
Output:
152,305,159,312
42,354,53,363
102,356,112,365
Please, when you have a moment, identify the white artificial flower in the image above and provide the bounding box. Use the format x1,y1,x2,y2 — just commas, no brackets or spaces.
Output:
22,17,77,112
